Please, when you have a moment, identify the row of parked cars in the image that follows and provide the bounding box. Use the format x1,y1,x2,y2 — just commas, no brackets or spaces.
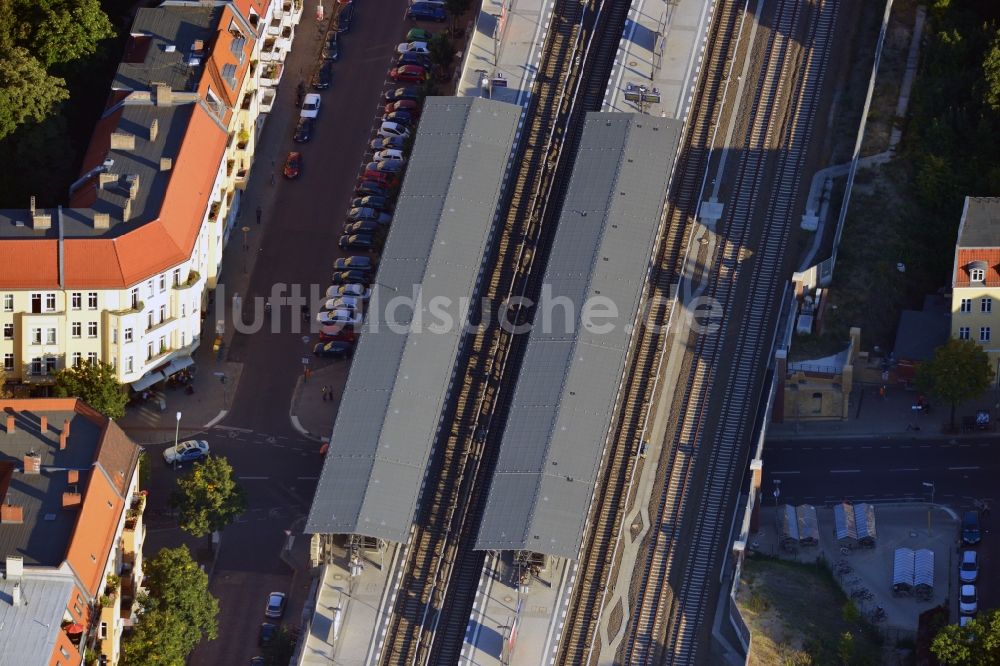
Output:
958,509,985,625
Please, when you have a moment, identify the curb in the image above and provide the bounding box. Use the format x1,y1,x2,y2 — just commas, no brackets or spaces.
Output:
288,374,323,441
204,410,229,429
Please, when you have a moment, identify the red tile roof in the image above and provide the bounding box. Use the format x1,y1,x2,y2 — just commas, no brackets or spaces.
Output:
954,248,1000,287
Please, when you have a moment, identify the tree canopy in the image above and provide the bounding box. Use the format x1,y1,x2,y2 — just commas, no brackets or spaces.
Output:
121,545,218,665
171,456,247,538
52,361,128,419
916,338,995,428
932,609,1000,665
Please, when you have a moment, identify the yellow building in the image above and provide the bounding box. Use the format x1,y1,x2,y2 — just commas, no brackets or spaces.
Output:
950,197,1000,375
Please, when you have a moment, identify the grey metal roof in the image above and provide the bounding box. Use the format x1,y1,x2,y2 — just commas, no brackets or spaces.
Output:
305,97,520,543
0,567,77,665
957,197,1000,248
0,412,103,566
475,113,682,560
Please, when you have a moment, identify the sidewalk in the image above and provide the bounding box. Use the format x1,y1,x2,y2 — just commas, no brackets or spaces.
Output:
768,383,1000,441
288,361,348,441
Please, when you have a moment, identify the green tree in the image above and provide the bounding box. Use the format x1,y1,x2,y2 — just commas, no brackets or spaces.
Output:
444,0,471,34
0,46,69,141
932,609,1000,665
984,28,1000,113
916,338,996,430
262,626,299,665
31,0,115,67
52,361,127,419
837,631,855,665
0,368,12,398
428,32,455,71
121,546,218,665
171,456,247,539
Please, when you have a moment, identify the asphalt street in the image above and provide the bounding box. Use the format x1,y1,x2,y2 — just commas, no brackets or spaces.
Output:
144,1,422,662
763,434,1000,611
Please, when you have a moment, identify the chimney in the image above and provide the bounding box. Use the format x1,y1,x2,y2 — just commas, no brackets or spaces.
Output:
62,491,82,509
126,174,140,200
122,198,133,223
23,451,41,475
159,157,173,171
93,212,110,229
149,118,159,142
110,132,135,150
63,419,71,437
5,415,14,433
154,83,173,107
99,172,117,189
39,415,47,433
32,210,51,230
6,555,23,577
0,504,23,524
67,469,78,484
11,582,21,606
59,430,68,450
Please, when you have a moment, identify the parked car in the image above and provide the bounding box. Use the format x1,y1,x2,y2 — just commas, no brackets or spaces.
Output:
406,28,433,43
960,550,979,583
300,93,321,118
293,117,313,143
317,308,363,327
258,623,278,647
960,584,978,615
383,110,416,127
388,64,429,83
331,269,370,285
312,61,333,89
264,592,286,619
354,180,391,197
397,41,430,55
360,168,400,188
370,135,407,152
318,324,357,343
407,2,446,22
350,195,393,211
322,33,339,61
374,148,405,164
313,340,354,359
347,206,392,223
333,256,374,272
163,439,210,465
384,99,421,116
384,86,422,104
283,151,302,179
326,283,372,300
325,295,364,311
336,2,353,33
376,121,411,140
963,510,982,545
344,219,381,235
395,52,431,69
338,233,376,251
364,160,403,175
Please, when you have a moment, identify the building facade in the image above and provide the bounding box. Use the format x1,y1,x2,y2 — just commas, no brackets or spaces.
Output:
0,0,301,394
950,197,1000,374
0,398,143,665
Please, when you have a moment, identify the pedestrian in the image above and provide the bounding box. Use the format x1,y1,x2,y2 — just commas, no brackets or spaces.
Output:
879,385,886,400
256,205,262,225
321,386,328,402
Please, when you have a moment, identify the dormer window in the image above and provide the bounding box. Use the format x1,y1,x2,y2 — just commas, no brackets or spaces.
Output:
969,260,988,283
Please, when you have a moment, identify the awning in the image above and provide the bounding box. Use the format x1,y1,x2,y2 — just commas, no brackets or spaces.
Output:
161,356,195,378
65,623,85,635
130,371,165,392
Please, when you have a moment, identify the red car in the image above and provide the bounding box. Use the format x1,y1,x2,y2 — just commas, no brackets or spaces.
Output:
361,167,400,189
383,99,421,117
283,151,302,179
388,64,429,83
319,325,356,343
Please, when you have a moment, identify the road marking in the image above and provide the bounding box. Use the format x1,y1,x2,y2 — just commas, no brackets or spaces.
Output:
215,425,253,433
297,476,319,480
830,469,861,474
949,466,981,471
890,468,920,472
771,470,800,475
238,476,269,480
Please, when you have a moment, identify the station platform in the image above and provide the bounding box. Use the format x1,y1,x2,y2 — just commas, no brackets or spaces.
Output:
461,553,573,666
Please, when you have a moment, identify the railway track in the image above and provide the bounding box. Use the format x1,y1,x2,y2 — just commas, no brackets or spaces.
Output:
377,0,634,663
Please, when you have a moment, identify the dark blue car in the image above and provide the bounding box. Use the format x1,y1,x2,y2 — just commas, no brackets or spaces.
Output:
407,2,446,22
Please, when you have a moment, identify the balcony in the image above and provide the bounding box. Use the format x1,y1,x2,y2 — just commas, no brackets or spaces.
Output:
208,201,221,223
240,90,254,111
98,575,122,662
172,270,201,292
267,14,282,35
260,63,283,88
259,87,276,113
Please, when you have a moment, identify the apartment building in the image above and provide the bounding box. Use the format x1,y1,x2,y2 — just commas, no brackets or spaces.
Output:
0,0,301,394
951,197,1000,375
0,398,143,665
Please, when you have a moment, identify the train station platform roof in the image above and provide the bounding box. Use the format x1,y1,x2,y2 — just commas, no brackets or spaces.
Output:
305,97,520,544
475,113,682,560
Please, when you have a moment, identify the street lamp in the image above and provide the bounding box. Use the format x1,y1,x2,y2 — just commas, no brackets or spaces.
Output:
173,411,182,471
922,481,935,535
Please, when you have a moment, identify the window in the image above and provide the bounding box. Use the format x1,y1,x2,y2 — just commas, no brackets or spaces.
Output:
45,357,56,374
31,328,41,345
159,336,166,353
71,292,81,310
112,329,117,344
961,298,972,313
124,327,133,343
30,293,41,313
147,311,154,329
983,298,993,313
87,352,97,365
147,342,154,360
87,322,98,338
971,268,986,282
30,357,41,375
147,280,154,298
2,324,12,340
159,274,166,292
45,328,56,345
45,294,55,312
159,304,167,323
181,331,186,347
99,622,108,640
88,292,98,310
181,303,186,318
173,268,181,286
959,327,971,340
981,327,991,342
130,287,139,309
60,646,70,659
71,322,81,338
72,352,81,367
126,356,134,373
2,294,11,312
3,354,12,371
